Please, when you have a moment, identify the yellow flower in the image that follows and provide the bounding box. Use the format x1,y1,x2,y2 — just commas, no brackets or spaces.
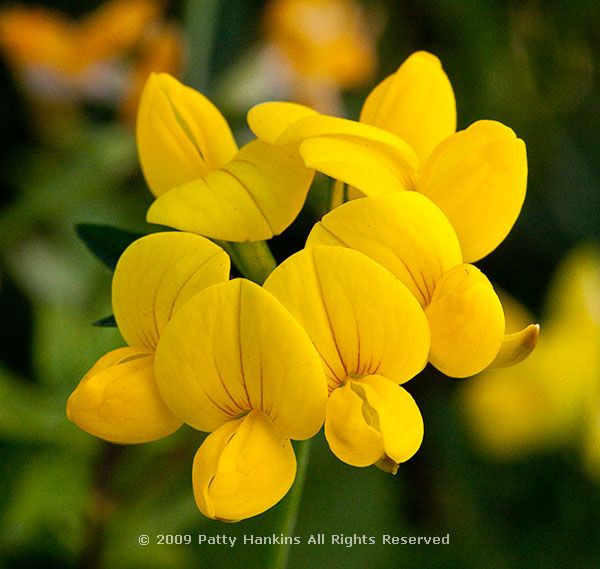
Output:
248,51,528,262
460,245,600,479
263,245,430,472
67,232,230,443
137,73,315,242
307,192,538,378
154,278,327,521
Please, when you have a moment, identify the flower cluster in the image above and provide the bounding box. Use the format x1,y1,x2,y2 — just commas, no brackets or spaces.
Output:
67,51,538,522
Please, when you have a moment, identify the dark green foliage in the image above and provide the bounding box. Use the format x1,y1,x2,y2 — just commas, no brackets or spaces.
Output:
75,224,145,271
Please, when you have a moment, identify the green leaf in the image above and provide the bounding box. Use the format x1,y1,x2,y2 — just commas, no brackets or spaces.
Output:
93,314,117,327
75,224,144,270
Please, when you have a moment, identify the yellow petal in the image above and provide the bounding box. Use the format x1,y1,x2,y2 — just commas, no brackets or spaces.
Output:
193,409,296,521
249,103,420,193
264,246,430,391
360,51,456,163
146,139,314,241
324,381,383,467
66,347,181,444
112,232,230,350
137,73,238,196
425,264,505,377
154,279,327,438
360,375,424,465
307,192,462,307
488,323,540,369
299,136,416,195
324,375,423,468
418,120,527,262
247,101,319,145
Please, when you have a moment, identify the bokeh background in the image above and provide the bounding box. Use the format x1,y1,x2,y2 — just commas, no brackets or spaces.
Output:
1,1,599,568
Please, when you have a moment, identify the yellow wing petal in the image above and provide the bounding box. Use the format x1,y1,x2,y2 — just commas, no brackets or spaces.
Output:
299,136,416,195
425,264,505,377
146,140,314,242
360,51,456,163
307,192,463,306
112,232,230,350
249,103,420,193
154,279,327,439
137,73,238,196
247,101,319,145
264,246,430,390
66,347,181,443
192,410,296,521
419,120,527,262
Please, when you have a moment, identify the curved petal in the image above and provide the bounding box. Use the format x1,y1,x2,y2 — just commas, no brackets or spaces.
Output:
360,375,424,464
360,51,456,163
418,120,528,262
66,347,181,444
154,279,327,438
425,264,505,377
324,381,383,467
299,136,416,195
137,73,238,196
247,101,319,145
249,103,420,192
307,192,463,306
193,410,296,521
263,246,430,390
324,375,423,469
488,323,540,369
147,139,315,242
113,232,230,350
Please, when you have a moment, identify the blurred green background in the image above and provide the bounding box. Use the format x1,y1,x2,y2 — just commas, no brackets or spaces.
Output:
1,0,599,568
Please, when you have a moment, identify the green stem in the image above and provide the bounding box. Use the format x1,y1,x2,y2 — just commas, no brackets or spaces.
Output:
217,240,277,284
328,180,348,211
269,439,312,569
183,0,221,93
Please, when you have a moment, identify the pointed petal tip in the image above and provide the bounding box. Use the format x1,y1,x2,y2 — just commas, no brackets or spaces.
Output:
375,454,399,475
488,323,541,369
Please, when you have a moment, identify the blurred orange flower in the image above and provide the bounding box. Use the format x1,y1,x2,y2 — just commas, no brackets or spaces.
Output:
0,0,183,124
262,0,380,112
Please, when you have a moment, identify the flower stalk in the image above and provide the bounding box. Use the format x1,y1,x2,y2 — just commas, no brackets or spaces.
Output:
268,439,312,569
216,240,278,284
